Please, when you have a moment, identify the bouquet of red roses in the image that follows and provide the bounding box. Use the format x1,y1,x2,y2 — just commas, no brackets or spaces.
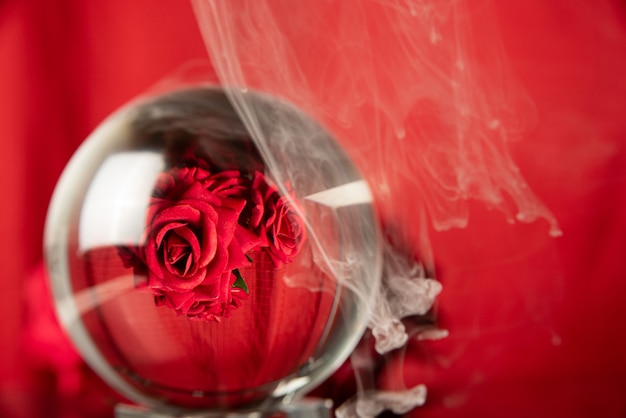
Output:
121,160,306,322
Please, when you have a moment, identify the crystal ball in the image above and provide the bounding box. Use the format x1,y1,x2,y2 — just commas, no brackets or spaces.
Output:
44,86,381,412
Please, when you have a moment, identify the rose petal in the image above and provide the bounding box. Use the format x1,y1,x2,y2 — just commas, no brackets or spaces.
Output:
213,200,245,247
183,181,221,205
201,243,229,286
152,205,201,227
154,221,188,248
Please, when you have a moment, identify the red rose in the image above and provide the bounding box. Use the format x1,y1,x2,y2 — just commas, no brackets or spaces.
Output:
205,170,269,241
264,194,306,267
122,164,307,321
143,166,260,317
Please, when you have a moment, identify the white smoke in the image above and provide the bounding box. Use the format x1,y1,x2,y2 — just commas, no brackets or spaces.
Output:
191,0,561,415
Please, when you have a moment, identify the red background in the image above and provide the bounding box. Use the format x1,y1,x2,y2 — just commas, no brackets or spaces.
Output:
0,0,625,417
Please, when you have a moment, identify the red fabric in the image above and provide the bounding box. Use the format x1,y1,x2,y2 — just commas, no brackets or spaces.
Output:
1,0,625,417
0,0,209,415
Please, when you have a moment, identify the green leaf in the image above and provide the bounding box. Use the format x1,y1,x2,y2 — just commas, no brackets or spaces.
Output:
245,254,254,263
232,269,249,293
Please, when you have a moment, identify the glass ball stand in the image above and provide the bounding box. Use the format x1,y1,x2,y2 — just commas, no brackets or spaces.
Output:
115,399,333,418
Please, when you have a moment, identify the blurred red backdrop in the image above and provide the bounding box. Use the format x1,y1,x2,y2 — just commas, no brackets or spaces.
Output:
0,0,625,417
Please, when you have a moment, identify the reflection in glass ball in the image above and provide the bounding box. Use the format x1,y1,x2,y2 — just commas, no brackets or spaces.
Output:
44,87,382,412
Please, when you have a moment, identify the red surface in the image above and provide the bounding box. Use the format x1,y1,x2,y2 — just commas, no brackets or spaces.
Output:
0,0,625,417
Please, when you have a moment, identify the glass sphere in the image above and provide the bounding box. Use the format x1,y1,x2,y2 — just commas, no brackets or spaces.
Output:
44,86,381,412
